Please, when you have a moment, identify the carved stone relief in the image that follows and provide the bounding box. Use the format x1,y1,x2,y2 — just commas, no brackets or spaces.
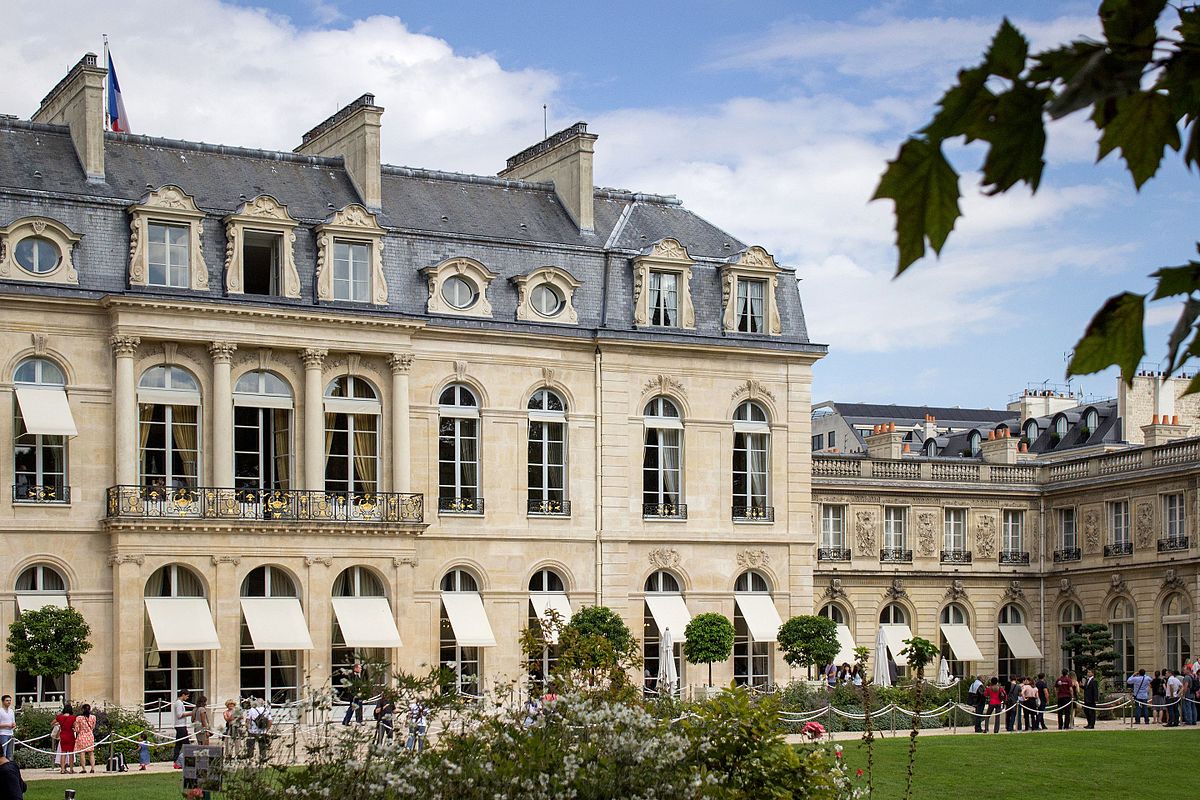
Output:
1135,502,1154,549
945,579,967,602
884,577,906,600
1083,509,1100,553
823,578,846,600
648,548,681,570
917,512,936,556
736,549,771,569
976,514,996,558
855,511,876,556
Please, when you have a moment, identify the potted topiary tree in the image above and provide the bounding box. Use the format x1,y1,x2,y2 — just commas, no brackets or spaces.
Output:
777,615,840,681
6,605,93,693
683,613,735,695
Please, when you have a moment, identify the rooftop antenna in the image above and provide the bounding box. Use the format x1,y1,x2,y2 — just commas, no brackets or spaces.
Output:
543,104,547,139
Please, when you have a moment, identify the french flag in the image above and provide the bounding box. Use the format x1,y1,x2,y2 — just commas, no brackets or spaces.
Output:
105,46,131,133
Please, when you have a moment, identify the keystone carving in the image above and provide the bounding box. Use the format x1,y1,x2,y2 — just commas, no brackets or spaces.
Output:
1108,572,1127,595
823,577,846,600
643,374,686,398
1163,568,1186,591
884,577,906,600
1058,577,1074,596
945,579,967,602
731,379,777,404
648,548,681,570
1003,580,1025,601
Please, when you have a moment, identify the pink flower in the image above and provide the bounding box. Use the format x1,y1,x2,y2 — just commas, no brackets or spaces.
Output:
801,721,826,741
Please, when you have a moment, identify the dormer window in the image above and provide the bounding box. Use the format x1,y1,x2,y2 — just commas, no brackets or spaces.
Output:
649,271,679,326
422,257,498,318
924,439,937,457
223,195,301,299
1024,421,1038,442
721,246,783,336
0,216,82,286
1083,409,1098,432
968,431,981,457
1054,416,1068,439
147,223,190,288
442,275,479,309
633,239,695,330
736,278,766,333
127,185,209,291
314,204,387,305
333,240,371,302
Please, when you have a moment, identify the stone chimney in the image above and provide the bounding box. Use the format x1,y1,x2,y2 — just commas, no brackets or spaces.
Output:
865,423,904,460
980,427,1018,464
499,122,597,233
1142,415,1189,447
31,53,107,182
922,414,938,442
295,94,383,211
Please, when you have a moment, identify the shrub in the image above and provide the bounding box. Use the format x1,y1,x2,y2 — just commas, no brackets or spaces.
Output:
6,606,93,679
778,615,840,674
683,613,735,686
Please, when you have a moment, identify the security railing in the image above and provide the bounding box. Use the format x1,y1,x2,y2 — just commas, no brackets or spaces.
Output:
528,498,571,516
13,482,70,503
1053,547,1081,562
818,546,852,562
940,549,972,564
998,550,1030,565
643,502,687,520
879,547,913,563
437,496,485,515
1158,536,1190,552
106,485,423,524
732,505,774,522
1103,541,1134,557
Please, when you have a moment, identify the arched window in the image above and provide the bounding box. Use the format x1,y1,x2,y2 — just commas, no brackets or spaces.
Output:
324,376,380,497
939,603,970,679
1059,602,1083,673
997,604,1026,681
1109,599,1136,678
13,564,69,703
879,603,909,678
332,567,395,687
144,565,207,709
438,385,481,513
1054,415,1068,440
1163,593,1192,672
1024,420,1038,443
820,603,847,625
439,569,484,695
879,604,907,625
12,357,70,502
1083,408,1098,432
733,570,773,688
233,371,293,497
527,389,567,515
643,569,685,692
968,431,981,457
138,366,201,489
643,396,683,518
239,566,301,703
924,439,937,457
529,569,566,593
527,568,568,688
732,401,770,520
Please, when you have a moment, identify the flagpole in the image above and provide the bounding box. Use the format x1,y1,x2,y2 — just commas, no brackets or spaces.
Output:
102,34,110,132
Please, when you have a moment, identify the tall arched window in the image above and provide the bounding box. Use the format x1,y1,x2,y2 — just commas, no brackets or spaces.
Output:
138,366,201,489
239,566,301,703
13,357,71,502
733,570,773,688
233,371,293,497
527,568,568,688
527,389,567,515
438,385,481,513
1054,415,1068,440
643,397,683,518
1109,599,1135,678
14,564,69,703
332,567,391,680
997,604,1026,681
879,603,909,678
732,401,770,520
1023,420,1038,443
1059,602,1083,673
324,376,380,497
643,570,686,692
938,603,970,679
1163,593,1192,672
144,564,207,709
440,569,484,695
968,431,981,457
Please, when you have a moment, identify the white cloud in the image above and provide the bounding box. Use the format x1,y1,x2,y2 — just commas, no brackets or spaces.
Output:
0,0,558,175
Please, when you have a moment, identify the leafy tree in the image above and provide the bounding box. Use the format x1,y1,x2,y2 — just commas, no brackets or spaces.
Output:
520,605,641,698
1066,622,1118,680
683,613,735,686
778,614,841,675
6,605,93,679
875,1,1200,388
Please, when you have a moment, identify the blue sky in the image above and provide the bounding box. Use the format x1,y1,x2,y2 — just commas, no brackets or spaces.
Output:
5,1,1197,410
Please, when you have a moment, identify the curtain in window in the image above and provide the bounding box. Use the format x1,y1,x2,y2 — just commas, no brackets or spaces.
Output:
352,415,377,494
748,433,767,508
660,429,680,503
649,273,662,323
273,409,290,490
171,405,198,486
324,413,338,489
737,282,749,325
138,404,155,481
459,419,478,497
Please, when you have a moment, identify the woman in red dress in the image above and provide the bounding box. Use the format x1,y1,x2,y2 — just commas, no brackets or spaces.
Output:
54,703,76,774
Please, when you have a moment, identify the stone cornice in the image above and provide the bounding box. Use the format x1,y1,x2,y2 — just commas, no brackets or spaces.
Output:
102,518,427,536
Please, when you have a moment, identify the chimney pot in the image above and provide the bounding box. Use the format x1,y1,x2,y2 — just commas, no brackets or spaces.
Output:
1173,415,1180,425
888,421,895,432
1152,414,1159,425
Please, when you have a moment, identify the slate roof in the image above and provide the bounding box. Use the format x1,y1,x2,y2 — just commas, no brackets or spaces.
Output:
829,403,1013,426
0,118,819,352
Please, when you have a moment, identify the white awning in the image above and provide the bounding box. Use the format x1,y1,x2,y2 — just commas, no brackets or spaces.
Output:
16,593,68,612
240,598,314,650
331,596,402,648
734,593,783,643
940,623,984,662
879,624,914,666
998,624,1043,659
441,592,497,647
645,594,692,642
834,624,857,665
14,386,78,437
144,598,220,651
529,593,573,644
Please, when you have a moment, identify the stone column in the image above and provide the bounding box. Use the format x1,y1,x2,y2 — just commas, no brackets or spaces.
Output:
111,335,141,486
302,349,328,491
209,342,237,487
211,555,242,703
388,353,414,493
110,554,145,706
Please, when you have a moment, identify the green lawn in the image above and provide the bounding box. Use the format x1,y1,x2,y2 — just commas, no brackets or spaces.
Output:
25,772,180,800
840,728,1200,800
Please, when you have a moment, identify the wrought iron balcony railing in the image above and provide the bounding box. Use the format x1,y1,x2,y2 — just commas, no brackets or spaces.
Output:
732,505,774,522
13,482,70,504
106,485,423,524
528,498,571,516
818,546,852,562
879,547,912,563
1103,541,1134,557
940,549,972,564
1158,536,1190,553
437,496,485,515
643,502,687,520
998,550,1030,565
1053,547,1081,562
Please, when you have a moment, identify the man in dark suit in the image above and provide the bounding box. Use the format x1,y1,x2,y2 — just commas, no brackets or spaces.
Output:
1082,669,1100,728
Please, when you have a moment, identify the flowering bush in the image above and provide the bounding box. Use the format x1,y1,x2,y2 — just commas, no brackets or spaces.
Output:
802,721,827,741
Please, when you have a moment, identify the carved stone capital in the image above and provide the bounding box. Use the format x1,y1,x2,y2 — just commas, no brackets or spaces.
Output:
110,334,141,357
388,353,414,375
208,341,238,364
109,553,145,566
301,348,328,369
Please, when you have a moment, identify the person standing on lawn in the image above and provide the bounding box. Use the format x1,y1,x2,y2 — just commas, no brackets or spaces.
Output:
1151,670,1166,723
983,677,1006,733
1082,669,1099,729
1035,673,1049,730
1020,678,1039,731
0,696,14,759
1054,670,1074,729
1127,669,1152,724
1180,667,1196,726
54,703,75,774
1004,677,1023,732
72,703,97,773
1165,669,1183,727
171,689,192,768
968,675,985,732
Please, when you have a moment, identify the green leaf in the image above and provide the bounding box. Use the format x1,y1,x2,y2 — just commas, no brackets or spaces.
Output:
1150,259,1200,299
984,18,1030,79
1166,297,1200,372
1028,41,1106,85
1095,91,1182,188
921,67,995,142
872,138,962,275
1186,121,1200,170
978,83,1051,193
1099,0,1168,52
1178,4,1200,43
1067,291,1146,384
